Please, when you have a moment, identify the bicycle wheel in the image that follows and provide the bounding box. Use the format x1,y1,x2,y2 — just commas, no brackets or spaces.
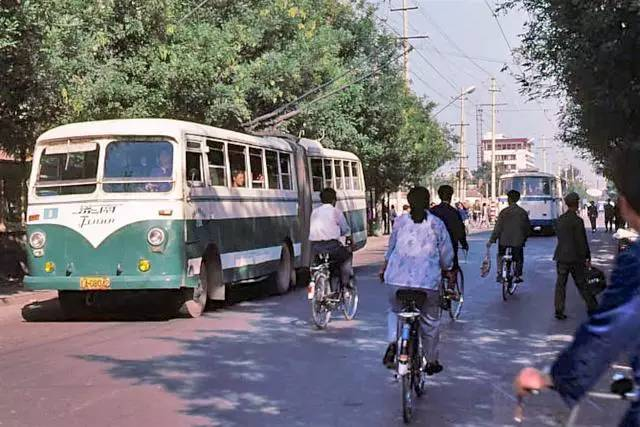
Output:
402,373,413,423
342,277,358,320
507,264,517,295
311,275,331,329
449,269,464,320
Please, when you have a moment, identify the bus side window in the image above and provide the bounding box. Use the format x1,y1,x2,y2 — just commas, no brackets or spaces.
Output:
206,140,227,187
344,160,353,190
323,159,333,189
279,152,292,190
310,158,323,191
228,144,247,188
335,159,343,189
186,152,203,184
266,150,280,189
249,148,265,189
351,162,361,191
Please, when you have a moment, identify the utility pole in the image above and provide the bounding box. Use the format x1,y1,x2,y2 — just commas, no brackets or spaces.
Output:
490,77,498,203
391,2,425,88
402,0,409,85
540,136,547,173
476,107,484,169
458,88,468,203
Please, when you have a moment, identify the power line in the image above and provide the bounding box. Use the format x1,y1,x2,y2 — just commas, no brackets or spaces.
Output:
409,71,449,102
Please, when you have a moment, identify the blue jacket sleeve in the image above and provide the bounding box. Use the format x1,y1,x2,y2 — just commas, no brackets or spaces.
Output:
550,247,640,407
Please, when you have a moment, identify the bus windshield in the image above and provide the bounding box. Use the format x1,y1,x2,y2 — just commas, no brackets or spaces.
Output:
501,176,551,197
103,141,174,193
36,143,99,196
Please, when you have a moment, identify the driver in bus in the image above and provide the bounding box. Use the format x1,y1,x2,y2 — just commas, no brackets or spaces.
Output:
309,188,353,293
147,149,172,192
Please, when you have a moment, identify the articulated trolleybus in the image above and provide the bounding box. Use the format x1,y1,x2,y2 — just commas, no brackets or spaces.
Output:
498,171,567,234
25,119,367,317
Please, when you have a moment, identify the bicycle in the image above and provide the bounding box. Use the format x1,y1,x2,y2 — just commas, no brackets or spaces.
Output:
308,251,358,329
499,247,517,301
394,289,427,424
440,267,464,320
515,371,638,426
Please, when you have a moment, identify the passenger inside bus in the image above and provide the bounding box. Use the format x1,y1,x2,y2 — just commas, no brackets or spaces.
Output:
150,149,172,177
232,169,246,187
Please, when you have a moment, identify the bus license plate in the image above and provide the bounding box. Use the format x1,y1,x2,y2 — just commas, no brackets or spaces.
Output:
80,277,111,290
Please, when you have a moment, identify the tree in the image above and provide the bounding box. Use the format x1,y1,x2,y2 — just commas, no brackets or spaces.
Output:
472,162,507,196
500,1,640,175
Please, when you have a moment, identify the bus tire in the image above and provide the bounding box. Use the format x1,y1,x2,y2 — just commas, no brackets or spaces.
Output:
272,243,293,295
178,258,209,318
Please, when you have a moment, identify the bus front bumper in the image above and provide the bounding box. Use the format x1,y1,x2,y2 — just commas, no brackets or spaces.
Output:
530,219,555,231
24,274,197,291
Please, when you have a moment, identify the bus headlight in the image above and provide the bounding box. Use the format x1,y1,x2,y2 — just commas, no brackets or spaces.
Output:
147,228,166,246
29,231,46,249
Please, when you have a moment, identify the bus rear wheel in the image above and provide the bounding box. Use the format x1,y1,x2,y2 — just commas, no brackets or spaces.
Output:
178,259,209,318
272,243,294,295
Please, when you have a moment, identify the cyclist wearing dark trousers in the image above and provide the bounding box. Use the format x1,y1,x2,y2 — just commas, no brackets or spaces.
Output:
380,187,454,375
486,190,531,283
430,185,469,269
309,188,353,290
515,145,640,427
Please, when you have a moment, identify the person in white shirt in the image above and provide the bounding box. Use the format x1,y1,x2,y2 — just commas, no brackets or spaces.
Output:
309,188,353,290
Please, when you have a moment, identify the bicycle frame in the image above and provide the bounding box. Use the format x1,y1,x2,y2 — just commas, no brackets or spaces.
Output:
396,310,421,376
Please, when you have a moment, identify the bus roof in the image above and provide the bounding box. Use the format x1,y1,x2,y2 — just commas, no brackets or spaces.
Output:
500,171,559,179
35,118,293,151
35,119,360,161
298,138,359,161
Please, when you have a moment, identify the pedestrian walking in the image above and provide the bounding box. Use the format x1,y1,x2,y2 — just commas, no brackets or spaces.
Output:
587,200,598,232
604,199,615,232
553,192,599,320
390,205,398,228
480,202,489,228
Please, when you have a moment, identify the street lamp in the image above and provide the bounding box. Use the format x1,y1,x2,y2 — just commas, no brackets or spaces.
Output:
434,86,476,118
457,86,476,203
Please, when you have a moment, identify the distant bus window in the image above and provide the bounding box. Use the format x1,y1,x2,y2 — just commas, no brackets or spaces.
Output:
344,160,353,190
280,152,292,190
266,150,280,189
186,152,202,183
324,159,333,189
351,162,361,190
310,158,323,191
335,160,343,189
228,144,247,188
250,148,265,189
206,140,227,187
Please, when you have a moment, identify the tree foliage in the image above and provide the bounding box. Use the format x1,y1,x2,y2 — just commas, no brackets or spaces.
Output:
500,0,640,175
0,0,452,194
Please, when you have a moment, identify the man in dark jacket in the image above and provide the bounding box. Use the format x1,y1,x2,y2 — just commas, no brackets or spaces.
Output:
430,185,468,269
587,200,598,232
487,190,531,283
553,192,598,320
604,199,615,232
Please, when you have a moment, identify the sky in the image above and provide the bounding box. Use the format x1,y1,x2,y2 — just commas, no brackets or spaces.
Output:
368,0,603,189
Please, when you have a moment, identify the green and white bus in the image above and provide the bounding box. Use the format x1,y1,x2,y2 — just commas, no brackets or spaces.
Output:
25,119,367,317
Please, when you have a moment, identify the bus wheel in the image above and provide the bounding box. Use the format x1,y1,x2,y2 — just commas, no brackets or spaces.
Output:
272,244,293,295
179,259,209,318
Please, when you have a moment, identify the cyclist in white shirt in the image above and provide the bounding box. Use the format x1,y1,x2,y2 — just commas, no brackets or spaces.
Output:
309,188,353,290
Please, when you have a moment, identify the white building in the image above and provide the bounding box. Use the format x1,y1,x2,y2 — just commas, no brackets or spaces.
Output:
481,133,536,172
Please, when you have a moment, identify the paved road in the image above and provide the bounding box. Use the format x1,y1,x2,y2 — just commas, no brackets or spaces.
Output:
0,230,628,426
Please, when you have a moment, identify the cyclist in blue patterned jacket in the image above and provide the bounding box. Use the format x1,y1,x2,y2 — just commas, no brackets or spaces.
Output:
514,146,640,426
380,186,454,375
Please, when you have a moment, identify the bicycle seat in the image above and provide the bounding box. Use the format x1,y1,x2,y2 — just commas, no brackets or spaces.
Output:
396,289,427,308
